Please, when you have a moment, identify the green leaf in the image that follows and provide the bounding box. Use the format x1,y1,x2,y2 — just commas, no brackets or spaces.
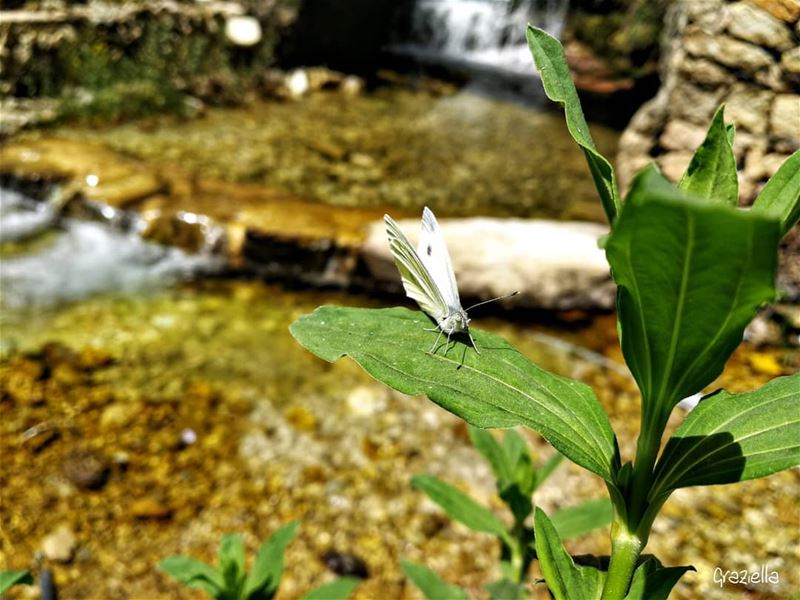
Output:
218,534,246,597
623,557,694,600
651,374,800,498
533,508,605,600
0,570,33,594
606,167,780,432
299,577,362,600
468,426,512,483
485,578,527,600
290,306,619,484
242,521,299,600
411,475,513,546
526,25,620,224
533,453,565,491
752,149,800,236
401,561,469,600
550,499,613,540
159,556,225,598
678,105,738,205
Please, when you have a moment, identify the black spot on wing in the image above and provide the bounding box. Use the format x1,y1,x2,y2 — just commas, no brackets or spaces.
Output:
426,245,432,256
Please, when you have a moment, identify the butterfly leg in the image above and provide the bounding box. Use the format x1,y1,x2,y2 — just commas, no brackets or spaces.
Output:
442,330,453,357
428,327,444,354
467,330,481,355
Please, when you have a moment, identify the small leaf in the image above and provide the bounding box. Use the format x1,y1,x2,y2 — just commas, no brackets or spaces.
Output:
607,167,780,433
411,475,513,546
678,105,738,205
533,453,565,491
550,499,613,540
485,578,527,600
468,426,512,483
526,26,620,224
290,306,619,485
0,570,33,594
534,508,605,600
242,521,299,599
299,577,362,600
651,374,800,498
624,557,694,600
159,556,225,598
401,561,469,600
218,534,246,597
751,149,800,236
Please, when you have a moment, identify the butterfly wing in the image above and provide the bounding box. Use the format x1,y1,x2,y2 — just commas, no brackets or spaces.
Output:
418,207,461,310
385,214,448,321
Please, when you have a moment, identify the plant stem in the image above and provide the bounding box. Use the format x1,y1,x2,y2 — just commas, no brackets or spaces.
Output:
601,520,643,600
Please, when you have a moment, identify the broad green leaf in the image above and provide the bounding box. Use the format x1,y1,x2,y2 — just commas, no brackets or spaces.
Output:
678,105,738,205
411,475,513,546
290,306,619,483
218,534,246,596
533,452,565,491
485,578,527,600
401,561,469,600
468,426,512,483
159,556,225,598
624,557,694,600
752,149,800,236
651,374,800,498
242,521,299,599
0,570,33,594
607,167,780,432
534,508,605,600
299,577,362,600
550,498,613,540
526,26,620,224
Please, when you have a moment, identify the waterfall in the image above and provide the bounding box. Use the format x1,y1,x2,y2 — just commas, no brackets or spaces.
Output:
392,0,570,76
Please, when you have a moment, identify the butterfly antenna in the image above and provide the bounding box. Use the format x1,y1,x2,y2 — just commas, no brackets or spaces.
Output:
465,291,520,312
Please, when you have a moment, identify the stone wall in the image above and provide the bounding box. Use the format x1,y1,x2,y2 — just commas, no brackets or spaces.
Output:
617,0,800,203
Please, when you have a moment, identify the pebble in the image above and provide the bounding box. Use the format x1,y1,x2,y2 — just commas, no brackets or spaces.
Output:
322,550,369,578
346,386,387,417
62,450,110,490
130,497,172,520
99,403,139,429
42,524,77,563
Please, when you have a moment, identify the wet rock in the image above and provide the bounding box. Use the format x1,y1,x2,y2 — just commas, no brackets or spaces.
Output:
42,524,77,563
322,550,369,578
727,2,795,50
363,217,614,310
63,450,110,490
130,497,172,520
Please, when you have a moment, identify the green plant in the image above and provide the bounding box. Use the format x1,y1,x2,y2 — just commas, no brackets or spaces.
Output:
159,523,360,600
0,570,33,595
404,426,611,599
290,26,800,600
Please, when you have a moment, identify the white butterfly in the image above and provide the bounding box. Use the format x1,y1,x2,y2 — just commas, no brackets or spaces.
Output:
384,207,516,355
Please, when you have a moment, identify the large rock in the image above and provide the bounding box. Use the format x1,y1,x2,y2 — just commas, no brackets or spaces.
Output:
749,0,800,22
782,46,800,73
683,31,775,73
724,83,774,133
362,217,614,310
727,2,795,50
770,94,800,150
669,80,726,124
